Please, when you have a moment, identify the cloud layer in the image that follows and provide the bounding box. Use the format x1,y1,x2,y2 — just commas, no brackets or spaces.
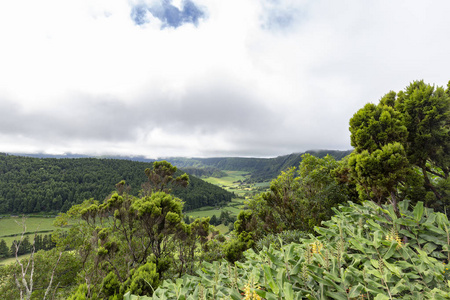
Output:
0,0,449,158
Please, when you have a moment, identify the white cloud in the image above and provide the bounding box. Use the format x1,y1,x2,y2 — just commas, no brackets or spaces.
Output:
0,0,449,157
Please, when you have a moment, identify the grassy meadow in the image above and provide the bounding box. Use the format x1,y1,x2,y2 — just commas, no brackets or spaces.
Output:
185,198,246,218
0,253,32,266
0,216,56,236
0,216,59,263
203,170,270,199
185,170,271,234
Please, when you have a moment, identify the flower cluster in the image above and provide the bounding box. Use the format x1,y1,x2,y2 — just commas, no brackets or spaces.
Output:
386,228,402,249
311,241,323,254
242,282,261,300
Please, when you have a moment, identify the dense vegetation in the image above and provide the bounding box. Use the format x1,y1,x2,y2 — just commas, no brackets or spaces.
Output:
139,200,450,299
166,150,352,183
0,80,448,299
0,156,233,214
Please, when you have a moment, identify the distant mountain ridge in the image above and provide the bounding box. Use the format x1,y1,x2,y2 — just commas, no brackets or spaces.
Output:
7,149,353,182
165,150,352,182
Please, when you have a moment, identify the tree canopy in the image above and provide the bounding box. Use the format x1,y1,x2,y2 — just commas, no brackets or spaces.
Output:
347,80,450,213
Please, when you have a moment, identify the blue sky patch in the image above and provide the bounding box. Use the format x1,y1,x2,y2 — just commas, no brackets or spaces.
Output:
131,0,205,28
131,5,150,25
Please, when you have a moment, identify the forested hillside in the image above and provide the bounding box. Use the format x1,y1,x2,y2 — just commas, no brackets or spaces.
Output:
166,150,352,182
0,155,233,214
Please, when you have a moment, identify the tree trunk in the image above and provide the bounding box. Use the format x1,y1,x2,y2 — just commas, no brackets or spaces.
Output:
422,165,443,200
390,191,401,219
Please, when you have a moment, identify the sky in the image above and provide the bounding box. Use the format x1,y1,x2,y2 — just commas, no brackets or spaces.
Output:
0,0,449,158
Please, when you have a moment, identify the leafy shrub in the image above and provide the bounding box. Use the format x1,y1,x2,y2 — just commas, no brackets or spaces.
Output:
133,200,450,299
254,230,308,252
122,262,159,297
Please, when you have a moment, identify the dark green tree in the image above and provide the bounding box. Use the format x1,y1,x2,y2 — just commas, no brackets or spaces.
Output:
395,80,450,202
54,162,213,298
142,161,189,195
0,239,9,258
347,80,450,212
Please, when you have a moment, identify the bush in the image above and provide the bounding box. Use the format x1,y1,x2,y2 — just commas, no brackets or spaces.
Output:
136,200,450,299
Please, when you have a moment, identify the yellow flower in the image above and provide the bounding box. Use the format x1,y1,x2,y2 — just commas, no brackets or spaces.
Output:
242,283,261,300
311,241,323,254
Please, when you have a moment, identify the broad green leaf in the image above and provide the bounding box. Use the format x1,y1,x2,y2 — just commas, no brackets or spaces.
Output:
395,218,419,227
374,294,390,300
422,223,447,235
325,291,348,300
419,233,444,245
423,242,438,254
413,201,424,222
423,212,436,225
384,260,402,277
310,272,345,292
383,240,398,260
367,219,382,230
263,265,280,294
348,283,364,298
267,251,283,266
373,230,382,248
349,238,366,254
283,282,294,300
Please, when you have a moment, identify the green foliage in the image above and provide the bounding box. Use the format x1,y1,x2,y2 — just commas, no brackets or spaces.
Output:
348,142,410,203
54,163,217,299
0,248,81,299
347,80,450,211
0,239,8,258
122,262,159,297
396,80,450,175
142,161,189,195
68,283,98,300
349,102,407,153
56,190,185,294
101,271,121,298
138,201,450,299
167,150,353,183
246,154,353,236
0,156,233,214
254,230,308,252
180,166,227,178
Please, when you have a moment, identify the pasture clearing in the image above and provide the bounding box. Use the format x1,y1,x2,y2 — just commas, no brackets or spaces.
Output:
204,170,270,199
185,198,246,219
0,253,32,266
0,216,56,237
0,216,60,253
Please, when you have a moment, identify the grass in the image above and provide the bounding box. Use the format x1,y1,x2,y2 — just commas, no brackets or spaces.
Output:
204,170,270,199
203,171,249,189
185,208,223,219
0,217,60,251
214,224,230,235
0,253,32,266
185,170,269,221
0,216,56,237
185,198,247,219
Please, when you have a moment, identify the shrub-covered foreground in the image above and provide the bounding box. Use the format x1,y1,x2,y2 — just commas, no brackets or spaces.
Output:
128,200,450,299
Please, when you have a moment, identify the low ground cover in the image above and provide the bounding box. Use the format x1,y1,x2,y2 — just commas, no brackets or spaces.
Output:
131,200,450,299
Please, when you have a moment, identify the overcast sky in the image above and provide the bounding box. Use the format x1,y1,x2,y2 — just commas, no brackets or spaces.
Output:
0,0,449,158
